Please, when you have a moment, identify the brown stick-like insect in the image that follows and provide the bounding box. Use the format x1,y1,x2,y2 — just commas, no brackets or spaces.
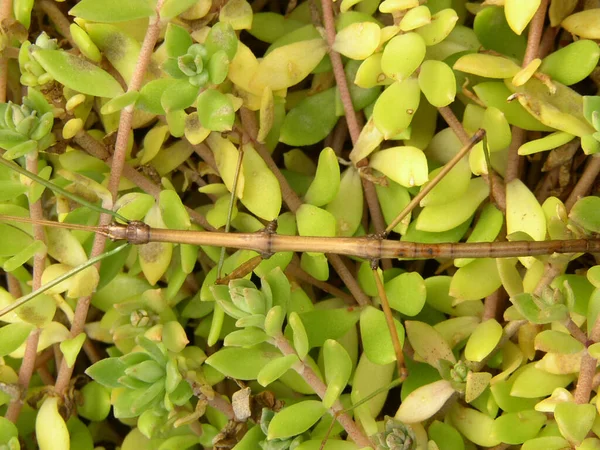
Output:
1,214,599,261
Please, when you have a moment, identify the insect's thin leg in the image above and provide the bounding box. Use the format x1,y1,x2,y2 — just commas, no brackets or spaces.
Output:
386,129,485,233
217,141,245,279
0,156,129,223
372,259,408,381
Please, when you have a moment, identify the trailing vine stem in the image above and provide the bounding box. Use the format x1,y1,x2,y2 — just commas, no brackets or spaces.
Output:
54,0,166,395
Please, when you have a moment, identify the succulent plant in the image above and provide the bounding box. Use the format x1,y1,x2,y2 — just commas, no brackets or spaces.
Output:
3,1,600,450
372,417,417,450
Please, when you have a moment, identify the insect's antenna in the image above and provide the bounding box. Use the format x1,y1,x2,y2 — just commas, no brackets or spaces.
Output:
0,215,111,237
0,243,129,319
0,156,129,223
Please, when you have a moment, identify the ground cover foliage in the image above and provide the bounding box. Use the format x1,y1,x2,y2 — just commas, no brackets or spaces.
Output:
1,0,600,449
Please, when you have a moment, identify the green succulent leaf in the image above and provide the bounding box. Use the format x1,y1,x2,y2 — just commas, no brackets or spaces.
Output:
570,196,600,233
0,322,34,357
491,410,546,445
196,89,235,132
257,354,299,386
280,88,338,146
69,0,156,22
32,49,124,98
405,320,456,369
554,402,597,445
205,344,280,380
85,357,127,388
385,272,427,316
267,400,327,440
396,379,455,423
322,339,352,408
360,306,405,366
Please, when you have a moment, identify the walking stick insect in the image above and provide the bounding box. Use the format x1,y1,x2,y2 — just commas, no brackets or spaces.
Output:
0,135,598,316
0,133,599,450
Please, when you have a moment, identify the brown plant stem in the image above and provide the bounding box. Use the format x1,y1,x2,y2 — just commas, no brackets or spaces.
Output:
0,0,12,104
54,1,165,395
437,106,507,209
372,265,407,380
4,215,600,261
505,0,549,184
565,155,600,211
188,380,235,420
5,273,21,298
37,365,55,386
483,289,504,322
192,142,219,173
38,0,76,47
438,106,470,143
532,260,567,297
319,0,359,143
73,131,213,230
538,25,559,59
318,0,388,258
574,287,600,404
574,349,597,404
505,126,526,183
522,0,549,67
274,334,373,448
240,108,371,306
564,318,587,345
285,261,355,305
5,154,46,422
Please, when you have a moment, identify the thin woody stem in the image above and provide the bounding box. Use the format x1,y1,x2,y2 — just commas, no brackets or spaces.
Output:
506,0,548,184
274,334,373,448
319,0,388,261
0,0,12,104
38,0,76,47
319,0,360,143
54,0,166,395
574,274,600,404
565,156,600,211
5,154,46,422
126,225,600,259
285,262,355,305
73,131,213,230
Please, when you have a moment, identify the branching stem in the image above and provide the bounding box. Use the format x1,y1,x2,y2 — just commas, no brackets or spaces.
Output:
274,334,373,448
54,0,166,395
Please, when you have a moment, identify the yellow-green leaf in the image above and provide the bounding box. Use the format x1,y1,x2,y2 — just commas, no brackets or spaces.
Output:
250,39,327,91
240,144,282,221
370,146,428,187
